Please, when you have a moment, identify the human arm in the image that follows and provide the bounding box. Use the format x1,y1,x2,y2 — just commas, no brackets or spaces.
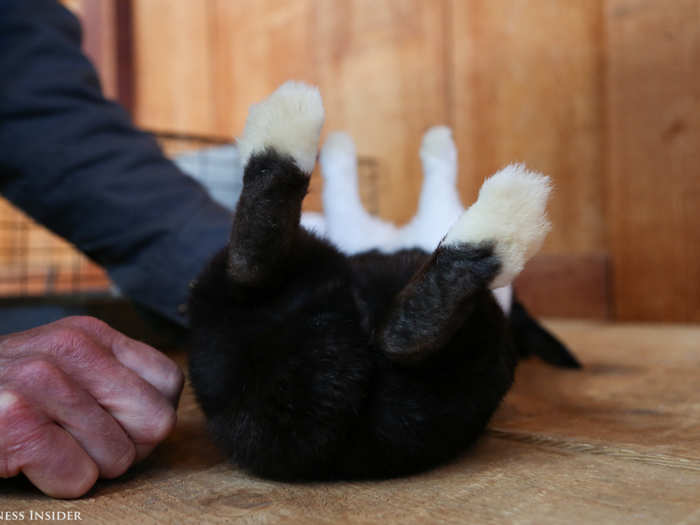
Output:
0,0,231,325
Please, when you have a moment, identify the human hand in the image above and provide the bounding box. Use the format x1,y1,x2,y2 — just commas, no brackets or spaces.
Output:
0,316,184,498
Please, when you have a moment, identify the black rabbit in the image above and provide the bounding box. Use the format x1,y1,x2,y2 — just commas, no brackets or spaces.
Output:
188,82,579,481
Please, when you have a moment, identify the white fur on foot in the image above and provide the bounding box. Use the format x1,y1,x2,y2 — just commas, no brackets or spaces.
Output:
442,163,552,289
320,131,357,171
492,285,513,314
420,125,457,172
320,131,399,254
300,211,327,236
237,81,324,174
398,126,463,251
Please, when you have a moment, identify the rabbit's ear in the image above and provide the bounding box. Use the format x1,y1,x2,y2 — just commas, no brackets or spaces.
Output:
509,298,582,369
442,164,552,289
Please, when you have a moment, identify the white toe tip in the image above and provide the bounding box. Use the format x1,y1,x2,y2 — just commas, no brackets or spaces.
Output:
320,131,357,176
237,81,325,173
323,131,356,156
420,125,456,162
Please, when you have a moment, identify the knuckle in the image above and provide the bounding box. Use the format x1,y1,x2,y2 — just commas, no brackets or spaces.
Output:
0,397,47,477
12,357,62,386
50,326,89,352
0,388,21,416
61,316,110,333
0,389,30,428
8,358,86,411
50,327,106,364
0,390,25,477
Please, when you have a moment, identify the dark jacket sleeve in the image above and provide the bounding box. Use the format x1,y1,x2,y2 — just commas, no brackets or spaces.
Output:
0,0,232,325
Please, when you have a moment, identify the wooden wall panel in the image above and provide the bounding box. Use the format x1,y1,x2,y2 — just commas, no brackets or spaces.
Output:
606,0,700,322
449,1,606,255
132,0,448,222
60,0,81,15
131,0,606,237
209,0,318,136
81,0,118,100
133,0,318,138
315,0,449,223
208,0,321,209
132,0,324,207
132,1,215,136
515,254,611,319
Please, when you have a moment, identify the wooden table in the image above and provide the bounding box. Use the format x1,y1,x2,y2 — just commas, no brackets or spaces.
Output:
2,321,699,524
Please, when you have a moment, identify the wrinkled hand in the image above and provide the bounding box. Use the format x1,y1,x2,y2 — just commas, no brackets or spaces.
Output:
0,316,184,498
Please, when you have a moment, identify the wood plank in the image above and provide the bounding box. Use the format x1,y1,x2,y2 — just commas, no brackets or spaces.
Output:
132,0,215,136
2,322,699,524
494,321,700,461
605,0,700,322
131,0,323,208
113,0,135,114
59,0,81,15
515,253,611,319
81,0,118,100
207,0,320,210
449,0,606,255
315,0,450,224
132,0,318,139
128,0,607,251
208,0,318,137
3,436,697,524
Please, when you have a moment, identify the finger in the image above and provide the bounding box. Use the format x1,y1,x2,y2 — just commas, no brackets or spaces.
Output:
2,358,136,479
60,317,184,406
62,352,177,449
2,320,178,451
0,389,98,499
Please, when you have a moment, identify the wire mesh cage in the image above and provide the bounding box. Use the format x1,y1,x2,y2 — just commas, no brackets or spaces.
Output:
0,205,111,297
0,132,380,300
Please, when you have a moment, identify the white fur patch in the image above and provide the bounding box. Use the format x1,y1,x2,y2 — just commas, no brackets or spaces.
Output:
492,285,513,315
320,131,357,168
237,81,324,174
300,211,327,236
319,131,400,253
397,125,463,251
420,126,457,169
443,164,551,288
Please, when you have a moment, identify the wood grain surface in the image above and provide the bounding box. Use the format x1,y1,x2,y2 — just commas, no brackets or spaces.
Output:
605,0,700,322
2,321,698,524
129,0,608,242
449,0,606,255
515,253,611,319
315,0,449,223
